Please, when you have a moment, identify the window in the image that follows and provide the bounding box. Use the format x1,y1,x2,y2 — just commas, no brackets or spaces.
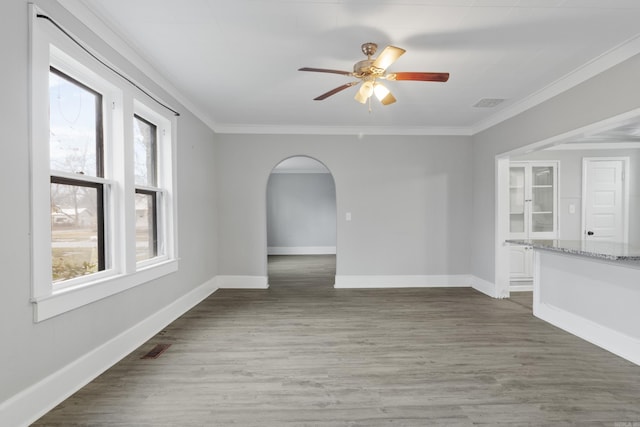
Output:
49,68,107,283
30,7,178,321
133,114,160,262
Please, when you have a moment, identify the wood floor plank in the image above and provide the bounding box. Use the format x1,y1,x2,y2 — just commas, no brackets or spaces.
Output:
33,255,640,426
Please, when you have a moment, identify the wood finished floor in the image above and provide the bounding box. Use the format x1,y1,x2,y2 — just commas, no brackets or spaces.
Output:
33,255,640,426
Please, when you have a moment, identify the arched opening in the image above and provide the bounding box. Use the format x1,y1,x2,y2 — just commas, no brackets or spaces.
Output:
266,156,337,288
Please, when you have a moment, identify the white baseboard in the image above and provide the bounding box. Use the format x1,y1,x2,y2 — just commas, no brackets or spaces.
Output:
470,275,501,298
268,246,336,255
0,277,218,427
215,275,269,289
535,302,640,367
334,274,471,289
509,283,533,292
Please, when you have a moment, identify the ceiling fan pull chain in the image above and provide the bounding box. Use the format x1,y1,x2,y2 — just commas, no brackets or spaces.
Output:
368,96,372,113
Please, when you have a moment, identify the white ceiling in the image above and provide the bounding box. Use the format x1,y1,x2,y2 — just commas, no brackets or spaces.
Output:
68,0,640,135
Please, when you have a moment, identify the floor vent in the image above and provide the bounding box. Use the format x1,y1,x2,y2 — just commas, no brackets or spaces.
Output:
141,343,171,359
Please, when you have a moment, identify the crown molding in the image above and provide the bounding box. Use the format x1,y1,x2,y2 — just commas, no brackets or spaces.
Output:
470,32,640,135
58,0,218,131
57,1,640,139
547,142,640,151
213,123,473,136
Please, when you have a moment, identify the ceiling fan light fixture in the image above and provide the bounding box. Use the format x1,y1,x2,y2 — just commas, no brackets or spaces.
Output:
299,42,449,105
373,82,389,99
355,81,374,103
374,83,396,105
360,81,374,97
354,90,368,104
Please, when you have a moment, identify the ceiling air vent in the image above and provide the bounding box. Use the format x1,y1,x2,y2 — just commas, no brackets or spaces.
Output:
473,98,505,108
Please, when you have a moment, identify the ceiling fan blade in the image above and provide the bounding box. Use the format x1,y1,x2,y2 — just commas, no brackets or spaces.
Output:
386,72,450,82
372,46,406,71
314,81,359,100
299,67,353,76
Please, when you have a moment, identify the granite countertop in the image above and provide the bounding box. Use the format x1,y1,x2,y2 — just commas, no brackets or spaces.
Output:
506,239,640,261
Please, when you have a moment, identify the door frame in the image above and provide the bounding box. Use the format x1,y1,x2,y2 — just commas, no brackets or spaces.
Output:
265,155,338,285
581,156,630,244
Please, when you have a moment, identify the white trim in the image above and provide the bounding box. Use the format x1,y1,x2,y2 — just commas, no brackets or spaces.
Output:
213,124,472,136
0,277,218,427
33,260,179,322
334,274,471,289
470,275,501,299
497,108,640,158
547,142,640,151
535,302,640,367
495,157,511,299
509,283,533,292
215,275,269,289
268,246,336,255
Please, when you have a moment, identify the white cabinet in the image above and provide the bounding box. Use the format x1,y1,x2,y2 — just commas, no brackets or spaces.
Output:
509,161,558,280
510,245,533,279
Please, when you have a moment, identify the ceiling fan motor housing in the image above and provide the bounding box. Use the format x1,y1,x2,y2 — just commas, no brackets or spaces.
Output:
353,59,384,78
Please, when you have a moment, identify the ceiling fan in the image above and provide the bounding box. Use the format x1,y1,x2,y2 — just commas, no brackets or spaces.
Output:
299,42,449,106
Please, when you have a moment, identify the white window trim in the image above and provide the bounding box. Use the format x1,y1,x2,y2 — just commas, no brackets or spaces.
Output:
29,5,178,322
133,100,177,268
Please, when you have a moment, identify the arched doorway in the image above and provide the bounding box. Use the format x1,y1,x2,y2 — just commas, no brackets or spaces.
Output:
266,156,337,287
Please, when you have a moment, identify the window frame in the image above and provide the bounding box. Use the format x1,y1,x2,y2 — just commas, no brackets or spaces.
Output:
133,114,157,187
49,66,108,284
133,101,175,268
30,5,178,322
50,175,107,277
134,188,159,262
49,66,105,177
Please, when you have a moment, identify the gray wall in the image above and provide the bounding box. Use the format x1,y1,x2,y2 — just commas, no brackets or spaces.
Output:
267,173,336,249
471,52,640,283
215,134,473,276
512,148,640,246
0,1,218,404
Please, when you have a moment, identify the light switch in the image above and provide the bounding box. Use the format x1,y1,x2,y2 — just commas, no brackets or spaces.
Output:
569,204,575,214
346,212,352,221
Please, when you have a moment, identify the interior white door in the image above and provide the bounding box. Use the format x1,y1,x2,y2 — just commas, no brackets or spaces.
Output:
583,159,626,242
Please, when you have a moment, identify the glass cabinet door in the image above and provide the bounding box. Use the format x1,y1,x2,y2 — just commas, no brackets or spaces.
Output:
509,167,526,234
531,166,554,233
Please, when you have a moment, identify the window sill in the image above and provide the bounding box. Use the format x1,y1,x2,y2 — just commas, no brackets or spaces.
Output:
32,259,179,322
